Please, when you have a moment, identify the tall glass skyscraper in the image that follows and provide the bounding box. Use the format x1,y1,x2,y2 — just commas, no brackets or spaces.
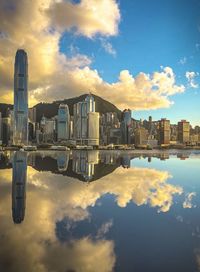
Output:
13,49,28,146
57,104,70,141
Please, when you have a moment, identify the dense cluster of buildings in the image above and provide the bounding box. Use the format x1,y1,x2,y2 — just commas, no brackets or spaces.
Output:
0,49,200,148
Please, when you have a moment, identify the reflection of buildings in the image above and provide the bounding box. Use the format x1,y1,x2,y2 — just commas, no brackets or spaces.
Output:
72,150,99,181
121,155,131,168
12,151,27,224
57,152,70,172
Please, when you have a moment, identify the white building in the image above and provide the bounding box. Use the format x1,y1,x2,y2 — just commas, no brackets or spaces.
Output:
88,112,99,146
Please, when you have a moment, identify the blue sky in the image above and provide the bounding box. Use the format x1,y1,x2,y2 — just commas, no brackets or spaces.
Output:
59,0,200,125
0,0,199,126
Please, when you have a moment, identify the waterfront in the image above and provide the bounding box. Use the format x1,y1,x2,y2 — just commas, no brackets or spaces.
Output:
0,150,200,271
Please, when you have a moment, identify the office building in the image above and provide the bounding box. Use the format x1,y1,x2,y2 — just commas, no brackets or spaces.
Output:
13,49,28,146
121,109,132,144
0,112,2,145
73,94,99,146
178,120,190,144
57,104,70,142
88,112,100,146
28,107,37,123
134,127,148,146
158,118,170,144
2,117,11,145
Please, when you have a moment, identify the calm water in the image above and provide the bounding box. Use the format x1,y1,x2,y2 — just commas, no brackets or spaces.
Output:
0,150,200,272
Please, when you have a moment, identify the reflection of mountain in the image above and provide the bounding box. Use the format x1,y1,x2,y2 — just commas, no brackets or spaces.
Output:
12,151,27,224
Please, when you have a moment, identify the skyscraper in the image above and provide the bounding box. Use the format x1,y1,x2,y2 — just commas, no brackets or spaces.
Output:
73,94,97,145
13,49,28,146
57,104,70,141
178,120,190,143
88,112,100,146
121,109,132,144
158,118,170,144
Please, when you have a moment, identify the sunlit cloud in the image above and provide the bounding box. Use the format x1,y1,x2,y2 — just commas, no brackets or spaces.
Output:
0,0,185,110
47,0,120,38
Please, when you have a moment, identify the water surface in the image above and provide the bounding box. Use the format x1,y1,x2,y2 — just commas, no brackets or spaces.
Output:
0,150,200,272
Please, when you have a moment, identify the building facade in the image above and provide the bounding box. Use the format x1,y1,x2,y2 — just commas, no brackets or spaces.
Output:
57,104,70,142
13,49,28,146
178,120,190,144
158,118,170,144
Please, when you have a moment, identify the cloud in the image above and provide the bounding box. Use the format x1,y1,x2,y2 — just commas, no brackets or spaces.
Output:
179,57,187,65
100,38,116,56
0,155,185,271
186,71,199,89
47,0,121,38
0,167,116,272
183,192,196,209
0,0,185,110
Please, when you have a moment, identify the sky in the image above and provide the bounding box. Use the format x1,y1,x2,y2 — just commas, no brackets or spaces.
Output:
0,0,200,126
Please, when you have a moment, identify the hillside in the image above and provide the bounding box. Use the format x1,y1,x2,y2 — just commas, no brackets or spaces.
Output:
0,94,122,121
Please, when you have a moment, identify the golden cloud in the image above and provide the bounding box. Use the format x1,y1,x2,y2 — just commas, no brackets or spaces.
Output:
0,0,185,109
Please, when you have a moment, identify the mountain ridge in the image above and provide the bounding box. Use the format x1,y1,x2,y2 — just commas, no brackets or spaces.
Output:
0,93,122,121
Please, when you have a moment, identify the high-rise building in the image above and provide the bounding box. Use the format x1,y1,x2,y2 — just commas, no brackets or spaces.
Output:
88,112,99,146
85,94,95,112
134,127,148,146
13,49,28,146
40,116,55,143
12,151,27,224
57,104,70,141
28,107,37,123
2,117,11,145
158,118,170,144
0,112,2,145
178,120,190,143
73,94,98,146
121,109,132,144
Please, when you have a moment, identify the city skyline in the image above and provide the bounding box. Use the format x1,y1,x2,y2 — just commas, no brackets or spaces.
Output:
0,0,199,126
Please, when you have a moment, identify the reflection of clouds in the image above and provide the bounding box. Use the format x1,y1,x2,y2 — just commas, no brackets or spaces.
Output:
29,165,182,213
0,168,115,272
183,192,196,209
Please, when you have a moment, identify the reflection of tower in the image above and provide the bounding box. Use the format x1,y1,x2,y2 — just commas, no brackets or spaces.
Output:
12,151,27,224
13,49,28,146
121,155,131,168
72,150,99,181
57,152,69,172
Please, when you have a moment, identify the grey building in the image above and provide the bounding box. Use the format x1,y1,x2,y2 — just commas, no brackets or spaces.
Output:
13,49,28,146
121,109,132,144
57,104,70,141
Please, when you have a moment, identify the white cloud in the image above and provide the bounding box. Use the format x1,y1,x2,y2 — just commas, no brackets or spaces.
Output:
100,38,116,56
183,192,196,209
179,57,187,65
186,71,199,89
47,0,121,38
0,0,185,111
